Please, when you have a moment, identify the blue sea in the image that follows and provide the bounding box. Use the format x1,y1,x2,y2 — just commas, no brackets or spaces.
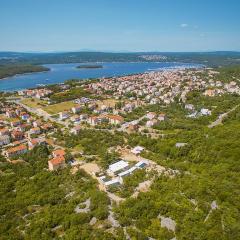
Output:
0,62,203,92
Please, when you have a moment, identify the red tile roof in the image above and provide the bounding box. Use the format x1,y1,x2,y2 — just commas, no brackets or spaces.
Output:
53,149,65,157
7,144,27,154
106,114,124,122
49,156,65,165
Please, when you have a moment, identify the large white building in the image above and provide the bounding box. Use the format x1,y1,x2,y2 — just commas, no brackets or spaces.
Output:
107,160,129,176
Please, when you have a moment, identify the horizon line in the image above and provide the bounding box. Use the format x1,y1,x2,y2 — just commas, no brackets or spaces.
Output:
1,50,240,54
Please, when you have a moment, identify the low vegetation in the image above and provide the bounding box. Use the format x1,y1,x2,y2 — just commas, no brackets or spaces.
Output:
0,64,49,79
1,65,240,239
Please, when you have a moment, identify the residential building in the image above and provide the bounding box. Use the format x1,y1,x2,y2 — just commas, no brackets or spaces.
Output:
11,130,24,141
127,124,139,132
59,111,69,120
52,149,66,158
11,119,21,127
6,110,17,118
29,127,41,135
70,115,80,123
131,146,145,155
41,123,53,132
146,112,157,120
0,128,9,136
72,105,82,114
185,104,195,111
6,144,28,158
0,135,10,146
88,116,106,126
48,156,66,171
146,119,158,128
70,126,81,135
158,113,167,121
28,138,46,150
201,108,212,116
106,115,124,125
107,160,129,176
33,120,43,128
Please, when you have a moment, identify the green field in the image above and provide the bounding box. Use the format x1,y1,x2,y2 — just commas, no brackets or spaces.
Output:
43,101,77,114
21,98,47,108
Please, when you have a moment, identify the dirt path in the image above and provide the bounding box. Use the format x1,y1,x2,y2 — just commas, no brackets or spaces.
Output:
108,205,121,228
208,104,239,128
131,179,153,198
79,162,101,175
107,192,125,204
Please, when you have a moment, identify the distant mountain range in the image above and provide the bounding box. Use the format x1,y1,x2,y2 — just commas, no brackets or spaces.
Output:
0,51,240,67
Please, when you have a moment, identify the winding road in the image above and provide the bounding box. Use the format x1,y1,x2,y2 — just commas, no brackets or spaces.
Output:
208,104,240,128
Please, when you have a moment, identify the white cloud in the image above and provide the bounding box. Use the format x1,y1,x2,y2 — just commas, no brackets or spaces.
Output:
180,23,188,28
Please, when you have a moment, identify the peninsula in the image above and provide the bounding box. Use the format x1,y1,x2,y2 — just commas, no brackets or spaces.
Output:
0,64,50,79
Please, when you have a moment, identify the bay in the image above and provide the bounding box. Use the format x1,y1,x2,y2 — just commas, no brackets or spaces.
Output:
0,62,203,92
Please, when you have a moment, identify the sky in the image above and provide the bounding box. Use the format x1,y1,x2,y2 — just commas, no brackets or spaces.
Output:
0,0,240,52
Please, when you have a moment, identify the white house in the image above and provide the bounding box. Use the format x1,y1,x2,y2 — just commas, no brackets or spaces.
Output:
88,116,104,126
131,146,144,155
70,115,80,123
146,119,158,128
118,166,137,177
107,160,129,175
200,108,211,116
106,115,124,125
135,161,148,168
185,104,195,111
72,105,82,114
79,114,88,121
29,127,41,135
103,177,123,187
158,113,166,121
59,111,70,120
146,112,157,120
118,160,148,178
70,126,81,135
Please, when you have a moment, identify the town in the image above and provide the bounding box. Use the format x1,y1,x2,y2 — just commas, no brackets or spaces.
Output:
1,66,240,239
1,67,240,175
1,0,240,238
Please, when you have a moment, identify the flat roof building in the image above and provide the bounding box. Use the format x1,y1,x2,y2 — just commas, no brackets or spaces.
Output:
107,160,129,175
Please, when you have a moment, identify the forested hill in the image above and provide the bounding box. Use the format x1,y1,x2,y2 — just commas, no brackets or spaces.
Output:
0,64,50,79
0,51,240,67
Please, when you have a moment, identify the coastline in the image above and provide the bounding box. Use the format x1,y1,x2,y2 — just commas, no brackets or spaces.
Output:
0,62,204,92
0,65,51,81
0,69,50,81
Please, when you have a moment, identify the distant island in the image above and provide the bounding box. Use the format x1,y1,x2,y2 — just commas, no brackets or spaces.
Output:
77,64,103,69
0,64,50,80
1,51,240,67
